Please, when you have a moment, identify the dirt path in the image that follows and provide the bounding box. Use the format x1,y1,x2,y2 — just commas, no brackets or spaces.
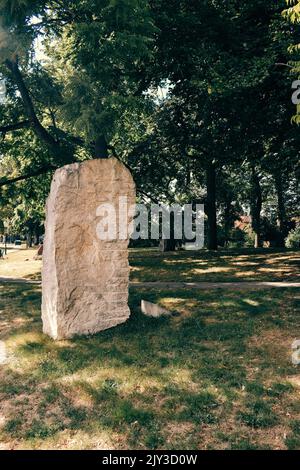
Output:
0,277,299,289
0,277,41,284
130,281,300,289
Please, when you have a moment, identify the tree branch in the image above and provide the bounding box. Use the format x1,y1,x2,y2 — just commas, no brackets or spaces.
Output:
5,59,59,149
0,156,164,206
0,120,31,135
136,187,160,204
0,165,57,187
275,62,293,68
107,146,163,204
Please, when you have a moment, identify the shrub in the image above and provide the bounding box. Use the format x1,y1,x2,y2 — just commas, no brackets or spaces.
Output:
286,226,300,248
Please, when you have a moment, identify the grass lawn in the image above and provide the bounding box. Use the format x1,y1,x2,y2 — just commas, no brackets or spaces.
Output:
0,248,42,280
0,247,299,283
0,279,299,449
130,248,300,283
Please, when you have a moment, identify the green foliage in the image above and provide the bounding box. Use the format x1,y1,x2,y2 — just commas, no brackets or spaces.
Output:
283,0,300,122
0,130,52,238
282,0,300,24
0,0,299,247
286,225,300,247
45,0,157,141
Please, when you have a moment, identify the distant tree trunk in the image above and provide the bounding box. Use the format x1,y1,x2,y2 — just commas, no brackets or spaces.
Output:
160,239,177,252
224,199,233,247
160,211,176,252
254,233,260,249
250,165,262,248
206,162,218,250
95,136,108,159
34,225,41,245
274,173,287,247
26,232,33,248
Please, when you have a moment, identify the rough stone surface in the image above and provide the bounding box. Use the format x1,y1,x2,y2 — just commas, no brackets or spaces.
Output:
141,300,170,318
42,158,136,340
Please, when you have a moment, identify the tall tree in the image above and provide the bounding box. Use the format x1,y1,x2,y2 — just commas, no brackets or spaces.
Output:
0,0,157,174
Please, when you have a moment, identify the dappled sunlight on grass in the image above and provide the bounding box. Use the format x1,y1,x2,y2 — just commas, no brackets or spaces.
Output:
0,277,299,449
242,299,260,307
130,248,300,283
0,248,298,284
259,267,292,274
29,428,117,450
287,376,300,388
233,261,258,266
192,267,231,275
0,248,42,280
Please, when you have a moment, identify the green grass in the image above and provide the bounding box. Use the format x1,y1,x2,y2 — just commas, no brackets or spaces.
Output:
0,276,299,449
1,247,298,284
237,400,279,428
129,248,300,283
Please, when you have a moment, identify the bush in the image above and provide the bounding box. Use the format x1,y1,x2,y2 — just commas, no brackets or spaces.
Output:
286,226,300,248
244,226,255,247
226,228,247,248
261,218,283,247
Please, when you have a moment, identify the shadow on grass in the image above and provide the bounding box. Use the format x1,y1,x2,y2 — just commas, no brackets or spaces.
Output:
0,281,299,449
130,248,300,283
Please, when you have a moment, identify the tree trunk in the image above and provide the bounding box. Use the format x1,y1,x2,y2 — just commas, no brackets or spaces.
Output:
5,59,58,150
159,239,177,252
5,59,74,166
95,136,108,159
34,225,41,245
254,233,260,249
250,166,262,248
26,232,33,248
159,211,176,252
206,162,218,250
274,174,287,247
224,199,232,247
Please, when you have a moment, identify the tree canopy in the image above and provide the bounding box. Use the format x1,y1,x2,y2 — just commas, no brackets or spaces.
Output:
0,0,299,248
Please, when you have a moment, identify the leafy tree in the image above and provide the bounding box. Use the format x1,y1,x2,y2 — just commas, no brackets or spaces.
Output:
282,0,300,122
0,0,299,252
0,0,157,173
140,0,297,248
0,0,158,241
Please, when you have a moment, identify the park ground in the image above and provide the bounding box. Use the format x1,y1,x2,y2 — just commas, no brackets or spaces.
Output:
0,247,299,449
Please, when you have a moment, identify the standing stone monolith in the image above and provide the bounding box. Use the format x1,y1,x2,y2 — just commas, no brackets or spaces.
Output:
42,158,136,340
